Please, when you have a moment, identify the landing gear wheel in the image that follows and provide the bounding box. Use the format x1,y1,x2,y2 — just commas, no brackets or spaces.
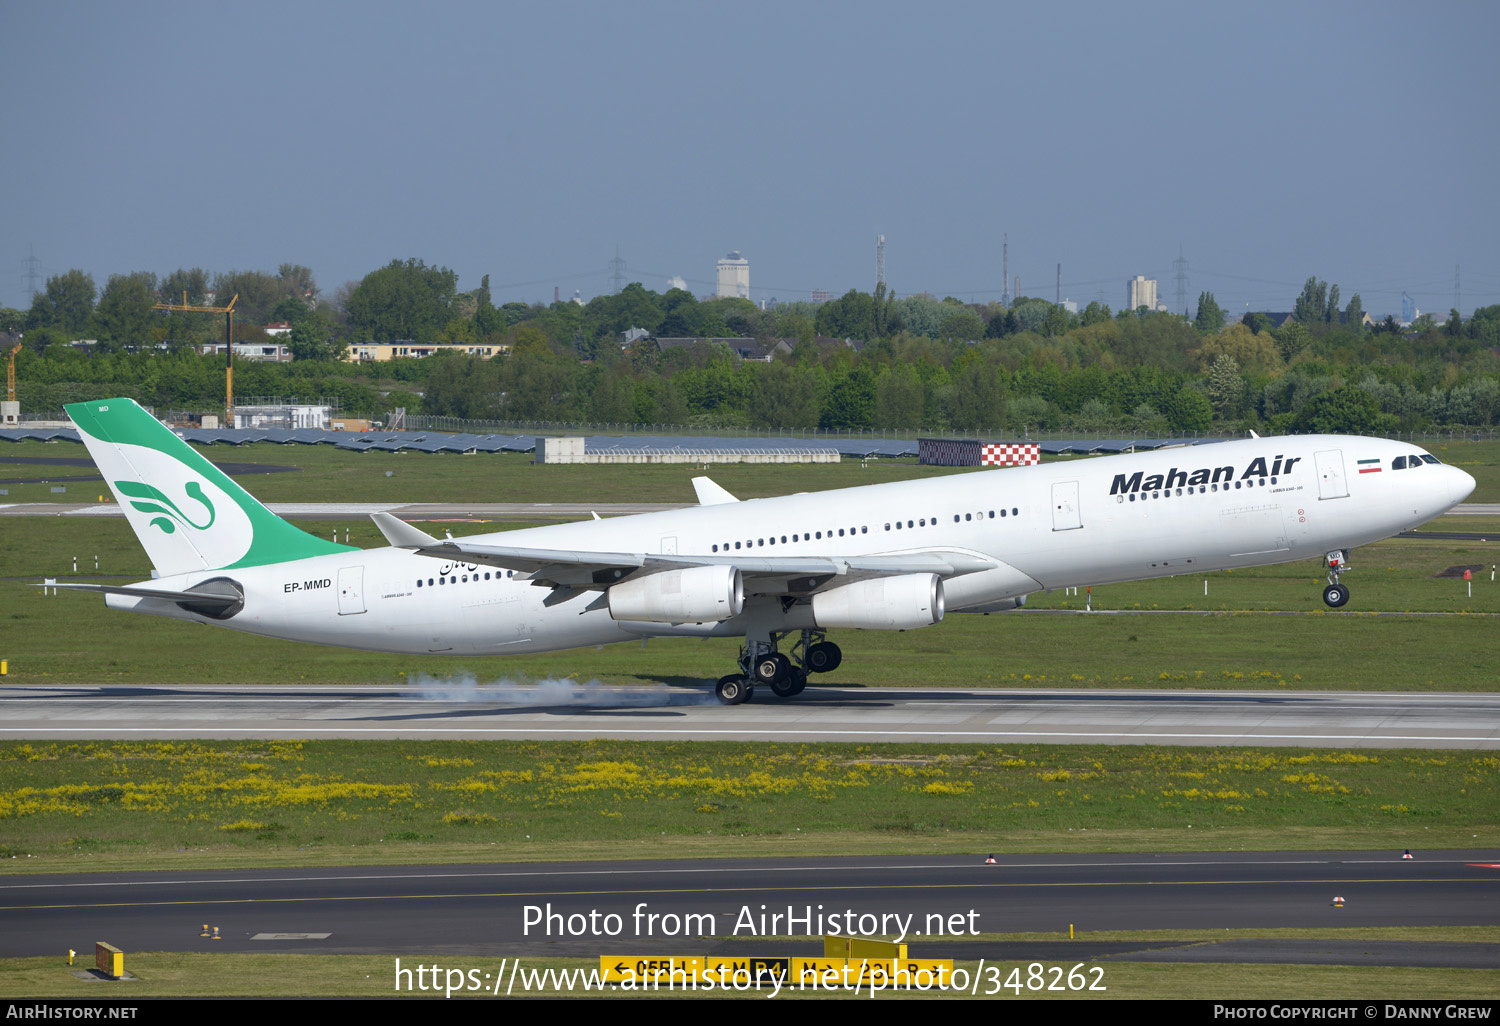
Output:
753,653,792,686
770,671,807,698
716,674,751,705
1323,583,1349,608
805,641,842,674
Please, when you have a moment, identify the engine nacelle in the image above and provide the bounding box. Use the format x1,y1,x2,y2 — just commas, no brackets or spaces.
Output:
607,564,744,623
811,573,944,630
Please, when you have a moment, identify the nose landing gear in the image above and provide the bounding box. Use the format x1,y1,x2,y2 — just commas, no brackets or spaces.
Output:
714,629,844,704
1323,550,1351,608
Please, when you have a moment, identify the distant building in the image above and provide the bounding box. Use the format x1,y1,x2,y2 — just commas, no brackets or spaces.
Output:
810,289,831,303
343,342,506,362
196,342,294,362
234,404,330,430
716,251,750,299
1127,275,1158,312
264,322,293,337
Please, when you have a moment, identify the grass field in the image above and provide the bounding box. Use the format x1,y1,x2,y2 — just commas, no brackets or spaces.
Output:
3,949,1497,999
1,739,1494,871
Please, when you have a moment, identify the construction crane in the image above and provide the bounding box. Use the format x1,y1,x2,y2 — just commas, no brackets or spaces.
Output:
154,293,238,426
7,339,20,402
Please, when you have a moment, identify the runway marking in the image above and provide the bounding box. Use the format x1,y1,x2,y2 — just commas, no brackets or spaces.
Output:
3,877,1489,912
1,857,1479,891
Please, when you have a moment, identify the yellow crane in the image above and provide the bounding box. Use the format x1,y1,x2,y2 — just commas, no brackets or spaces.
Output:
7,340,20,403
154,293,238,426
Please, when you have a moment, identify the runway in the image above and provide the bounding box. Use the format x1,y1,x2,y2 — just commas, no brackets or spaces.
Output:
3,685,1498,748
2,852,1496,963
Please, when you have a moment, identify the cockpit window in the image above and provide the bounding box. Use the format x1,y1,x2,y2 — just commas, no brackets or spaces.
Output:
1392,456,1407,470
1420,454,1440,465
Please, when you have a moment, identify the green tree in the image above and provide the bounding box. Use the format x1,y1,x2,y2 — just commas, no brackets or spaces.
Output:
750,362,820,429
1344,294,1364,333
1447,309,1464,338
1298,384,1388,434
26,270,96,335
288,319,335,361
345,259,459,342
1164,386,1213,434
1275,320,1312,362
277,263,317,302
815,289,876,340
1207,353,1244,419
1194,291,1224,333
159,267,210,307
1292,277,1329,325
819,366,875,429
212,269,284,324
93,272,158,350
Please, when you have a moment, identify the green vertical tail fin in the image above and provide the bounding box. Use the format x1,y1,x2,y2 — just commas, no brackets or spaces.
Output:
67,398,356,576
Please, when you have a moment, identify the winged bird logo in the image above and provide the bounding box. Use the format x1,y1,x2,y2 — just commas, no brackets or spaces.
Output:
114,480,217,535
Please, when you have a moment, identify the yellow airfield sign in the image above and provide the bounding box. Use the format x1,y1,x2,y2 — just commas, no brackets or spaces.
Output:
599,954,955,989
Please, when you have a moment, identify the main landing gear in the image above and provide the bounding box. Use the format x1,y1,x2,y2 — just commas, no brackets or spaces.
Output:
715,629,843,705
1322,549,1351,608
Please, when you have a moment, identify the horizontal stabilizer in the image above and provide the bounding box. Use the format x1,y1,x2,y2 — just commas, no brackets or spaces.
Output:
692,477,739,505
370,511,440,549
42,579,244,616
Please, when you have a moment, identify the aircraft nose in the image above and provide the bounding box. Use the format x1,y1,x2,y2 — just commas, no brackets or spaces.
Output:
1450,466,1476,507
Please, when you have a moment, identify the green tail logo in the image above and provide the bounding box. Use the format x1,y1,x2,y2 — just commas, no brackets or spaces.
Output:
115,480,217,535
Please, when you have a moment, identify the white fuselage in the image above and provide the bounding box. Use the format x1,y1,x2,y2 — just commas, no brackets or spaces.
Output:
106,435,1473,656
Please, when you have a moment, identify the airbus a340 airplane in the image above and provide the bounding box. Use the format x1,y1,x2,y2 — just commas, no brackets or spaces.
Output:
57,398,1473,704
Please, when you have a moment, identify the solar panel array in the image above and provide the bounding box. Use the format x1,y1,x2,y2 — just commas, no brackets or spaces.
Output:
1,425,1228,457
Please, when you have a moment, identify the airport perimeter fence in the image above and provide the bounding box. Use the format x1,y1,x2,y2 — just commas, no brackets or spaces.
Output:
400,414,1500,446
10,409,1498,447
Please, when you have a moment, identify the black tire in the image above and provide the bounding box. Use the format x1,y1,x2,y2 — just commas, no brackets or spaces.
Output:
753,653,791,685
805,641,842,674
716,674,750,705
770,671,806,698
1323,584,1349,608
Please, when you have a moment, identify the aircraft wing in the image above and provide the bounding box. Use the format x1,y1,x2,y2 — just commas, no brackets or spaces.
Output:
370,512,995,593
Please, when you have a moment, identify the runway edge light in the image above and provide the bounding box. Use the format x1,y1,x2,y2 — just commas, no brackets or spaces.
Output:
1403,849,1414,859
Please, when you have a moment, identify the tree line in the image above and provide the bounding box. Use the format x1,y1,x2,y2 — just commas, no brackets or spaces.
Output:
4,261,1498,435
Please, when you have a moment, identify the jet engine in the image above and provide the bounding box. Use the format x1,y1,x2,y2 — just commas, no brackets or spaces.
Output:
607,564,744,623
811,573,944,630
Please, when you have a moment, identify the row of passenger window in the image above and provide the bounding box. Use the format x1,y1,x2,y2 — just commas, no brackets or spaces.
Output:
709,507,1021,553
417,570,516,587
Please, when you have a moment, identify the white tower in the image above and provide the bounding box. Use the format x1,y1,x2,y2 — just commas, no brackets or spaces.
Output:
716,251,750,299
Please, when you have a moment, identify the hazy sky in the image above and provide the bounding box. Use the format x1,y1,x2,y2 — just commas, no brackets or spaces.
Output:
4,0,1497,321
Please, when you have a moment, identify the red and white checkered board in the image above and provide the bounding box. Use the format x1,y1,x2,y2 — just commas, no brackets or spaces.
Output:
981,443,1039,467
